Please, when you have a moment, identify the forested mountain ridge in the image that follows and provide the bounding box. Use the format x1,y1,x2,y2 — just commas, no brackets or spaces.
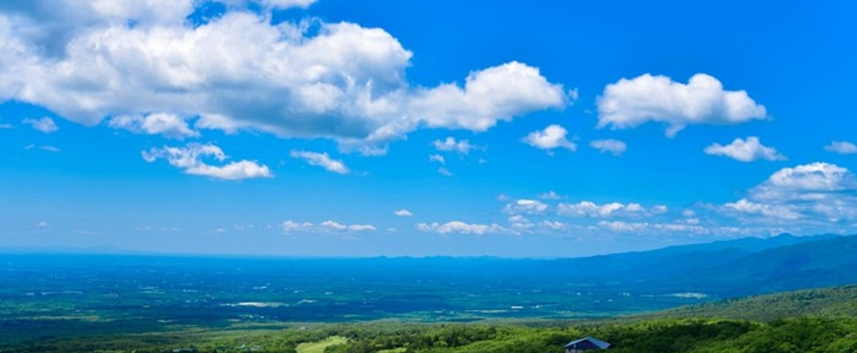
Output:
639,284,857,322
549,234,857,297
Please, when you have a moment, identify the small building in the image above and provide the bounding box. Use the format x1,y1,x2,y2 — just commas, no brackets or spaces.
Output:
564,337,611,353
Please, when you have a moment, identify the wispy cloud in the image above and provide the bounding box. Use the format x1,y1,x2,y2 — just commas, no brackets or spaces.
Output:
503,199,549,215
433,137,477,154
393,209,413,217
142,143,272,180
282,220,376,233
825,141,857,155
22,117,58,134
558,201,667,218
25,144,61,152
590,139,627,156
416,221,513,236
538,191,564,200
290,150,350,174
108,113,199,140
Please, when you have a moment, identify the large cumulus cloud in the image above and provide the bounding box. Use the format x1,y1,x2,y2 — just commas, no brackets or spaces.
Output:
597,73,766,137
0,0,569,154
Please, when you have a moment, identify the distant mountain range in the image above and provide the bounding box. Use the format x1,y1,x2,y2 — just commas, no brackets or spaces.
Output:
550,233,857,297
3,233,856,301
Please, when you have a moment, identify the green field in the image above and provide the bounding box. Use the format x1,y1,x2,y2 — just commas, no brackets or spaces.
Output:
296,336,349,353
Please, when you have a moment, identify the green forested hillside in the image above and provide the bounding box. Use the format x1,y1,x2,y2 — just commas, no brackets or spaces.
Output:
657,236,857,295
547,233,837,283
9,317,856,353
645,284,857,322
544,234,857,298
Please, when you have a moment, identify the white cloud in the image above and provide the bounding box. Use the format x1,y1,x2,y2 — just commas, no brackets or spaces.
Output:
433,137,476,154
597,73,766,137
596,220,750,237
108,113,198,139
722,162,857,224
704,136,786,162
508,215,533,229
142,143,272,180
258,0,318,9
523,124,576,152
22,117,58,133
393,209,413,217
756,162,855,198
428,154,445,164
506,215,569,233
281,220,314,232
321,220,376,232
538,190,563,200
504,199,549,215
539,220,567,230
723,199,801,220
282,219,376,233
348,224,377,232
438,167,453,177
408,62,568,133
290,150,349,174
590,139,627,156
25,144,61,152
0,4,568,153
568,88,579,101
597,220,649,232
557,201,667,218
416,221,511,236
825,141,857,155
217,0,319,10
0,122,12,129
651,205,668,214
558,201,623,217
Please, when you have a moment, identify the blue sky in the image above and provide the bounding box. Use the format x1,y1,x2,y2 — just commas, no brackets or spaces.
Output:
1,0,856,257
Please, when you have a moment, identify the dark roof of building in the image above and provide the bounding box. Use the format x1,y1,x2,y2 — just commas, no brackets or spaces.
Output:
564,337,611,350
